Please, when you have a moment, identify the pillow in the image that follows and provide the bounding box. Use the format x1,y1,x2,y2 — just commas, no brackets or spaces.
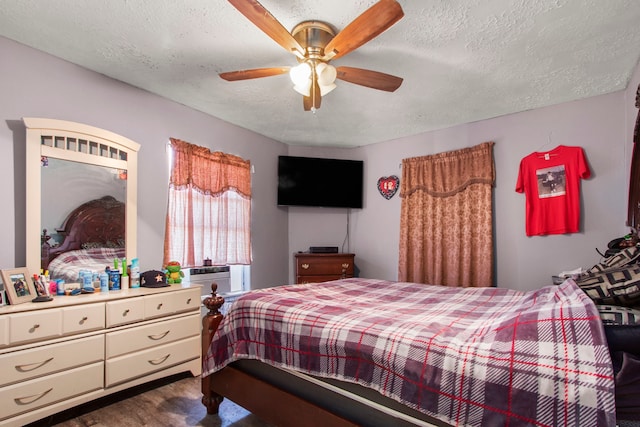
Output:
81,242,103,249
597,305,640,355
589,246,640,273
597,304,640,326
575,265,640,306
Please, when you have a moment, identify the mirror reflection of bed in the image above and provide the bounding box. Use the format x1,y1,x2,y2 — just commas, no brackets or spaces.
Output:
41,195,126,284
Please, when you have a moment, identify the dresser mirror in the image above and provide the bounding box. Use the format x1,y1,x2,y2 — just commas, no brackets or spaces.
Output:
24,118,140,279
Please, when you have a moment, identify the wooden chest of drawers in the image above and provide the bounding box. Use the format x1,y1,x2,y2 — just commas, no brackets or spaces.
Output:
295,253,355,284
0,285,202,427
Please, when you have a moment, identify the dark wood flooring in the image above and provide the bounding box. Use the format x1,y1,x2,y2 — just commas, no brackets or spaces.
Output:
26,373,274,427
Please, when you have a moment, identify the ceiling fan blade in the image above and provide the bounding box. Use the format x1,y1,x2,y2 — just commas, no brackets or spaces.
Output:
313,78,322,110
336,66,403,92
228,0,304,57
220,67,290,81
322,0,403,61
302,78,322,111
303,95,312,111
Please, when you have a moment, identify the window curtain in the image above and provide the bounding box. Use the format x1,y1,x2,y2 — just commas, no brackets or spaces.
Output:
164,138,252,267
398,142,495,287
627,84,640,229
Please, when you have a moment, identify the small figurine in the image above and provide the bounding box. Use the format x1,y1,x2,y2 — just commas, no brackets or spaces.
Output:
165,261,184,284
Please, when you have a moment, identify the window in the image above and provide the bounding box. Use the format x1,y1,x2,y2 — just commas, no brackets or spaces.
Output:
163,138,251,267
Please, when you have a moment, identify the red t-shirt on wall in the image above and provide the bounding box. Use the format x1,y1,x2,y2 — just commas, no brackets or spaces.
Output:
515,145,590,236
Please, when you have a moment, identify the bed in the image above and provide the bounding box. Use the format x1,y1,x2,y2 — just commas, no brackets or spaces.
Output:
201,278,624,427
41,195,126,283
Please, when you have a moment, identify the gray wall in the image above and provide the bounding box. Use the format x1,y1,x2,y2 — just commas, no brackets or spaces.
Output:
286,66,640,291
2,35,638,292
0,36,289,289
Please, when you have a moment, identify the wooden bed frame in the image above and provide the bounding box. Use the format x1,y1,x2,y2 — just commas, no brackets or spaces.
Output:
40,195,125,271
201,284,365,427
200,281,638,427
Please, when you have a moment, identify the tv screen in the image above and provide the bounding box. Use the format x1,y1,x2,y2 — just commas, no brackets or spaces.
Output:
277,156,364,208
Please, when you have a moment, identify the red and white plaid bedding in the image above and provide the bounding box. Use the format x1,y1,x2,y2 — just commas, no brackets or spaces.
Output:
48,247,125,283
203,278,616,426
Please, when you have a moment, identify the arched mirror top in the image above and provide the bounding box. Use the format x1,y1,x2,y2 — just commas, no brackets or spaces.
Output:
24,118,140,280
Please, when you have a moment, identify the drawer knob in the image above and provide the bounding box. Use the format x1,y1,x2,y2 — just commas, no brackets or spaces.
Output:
14,387,53,405
148,330,170,341
148,354,171,366
123,309,130,316
301,263,310,270
186,298,192,304
80,316,88,324
29,324,40,333
16,357,54,373
157,303,163,310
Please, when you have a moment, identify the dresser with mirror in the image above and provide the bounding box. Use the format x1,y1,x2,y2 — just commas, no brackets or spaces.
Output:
0,119,201,427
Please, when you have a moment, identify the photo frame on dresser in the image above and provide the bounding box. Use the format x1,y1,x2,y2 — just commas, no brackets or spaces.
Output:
1,268,37,305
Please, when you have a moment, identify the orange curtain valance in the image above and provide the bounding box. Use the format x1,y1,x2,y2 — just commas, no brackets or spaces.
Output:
400,141,495,198
169,138,251,197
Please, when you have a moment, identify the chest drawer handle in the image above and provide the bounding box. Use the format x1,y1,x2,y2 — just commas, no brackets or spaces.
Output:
148,330,170,341
301,263,310,269
14,387,53,405
156,303,164,310
29,324,40,333
186,298,192,304
122,309,130,316
16,357,54,373
148,354,171,366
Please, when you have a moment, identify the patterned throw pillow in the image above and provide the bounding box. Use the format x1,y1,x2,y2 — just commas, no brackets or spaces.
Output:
575,264,640,307
597,304,640,326
589,246,640,273
597,305,640,355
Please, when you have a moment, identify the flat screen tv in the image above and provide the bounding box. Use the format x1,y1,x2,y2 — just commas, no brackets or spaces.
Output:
277,155,364,208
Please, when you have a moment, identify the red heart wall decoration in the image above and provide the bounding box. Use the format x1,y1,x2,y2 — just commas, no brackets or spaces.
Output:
377,175,400,199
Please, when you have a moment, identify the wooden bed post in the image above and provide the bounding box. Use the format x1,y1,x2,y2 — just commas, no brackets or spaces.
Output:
201,283,225,414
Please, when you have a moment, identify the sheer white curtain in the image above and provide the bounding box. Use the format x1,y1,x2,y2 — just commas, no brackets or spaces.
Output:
164,138,251,267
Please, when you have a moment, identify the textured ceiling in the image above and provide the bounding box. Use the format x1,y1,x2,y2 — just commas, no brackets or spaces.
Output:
1,0,640,147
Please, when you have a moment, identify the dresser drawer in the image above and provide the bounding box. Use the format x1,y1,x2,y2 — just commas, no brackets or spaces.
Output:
0,335,104,386
105,335,199,387
0,362,103,421
106,297,144,327
63,303,105,335
105,314,200,358
295,254,355,276
0,316,8,347
296,275,349,284
144,293,174,319
172,287,201,313
10,309,62,345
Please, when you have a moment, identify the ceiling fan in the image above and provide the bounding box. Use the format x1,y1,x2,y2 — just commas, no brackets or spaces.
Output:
220,0,404,111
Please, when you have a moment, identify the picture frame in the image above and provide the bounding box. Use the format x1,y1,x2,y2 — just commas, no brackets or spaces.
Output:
1,268,37,305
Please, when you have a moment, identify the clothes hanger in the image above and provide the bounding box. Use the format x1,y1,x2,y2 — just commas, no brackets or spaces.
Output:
536,132,559,158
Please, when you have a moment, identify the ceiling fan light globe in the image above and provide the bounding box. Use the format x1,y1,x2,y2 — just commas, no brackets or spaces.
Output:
319,83,336,96
289,62,312,86
316,63,337,86
293,81,311,97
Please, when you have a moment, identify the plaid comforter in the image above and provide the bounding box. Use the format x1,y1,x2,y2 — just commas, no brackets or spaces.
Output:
48,247,125,283
203,278,616,427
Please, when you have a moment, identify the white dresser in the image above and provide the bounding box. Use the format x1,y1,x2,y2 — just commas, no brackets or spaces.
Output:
0,284,202,427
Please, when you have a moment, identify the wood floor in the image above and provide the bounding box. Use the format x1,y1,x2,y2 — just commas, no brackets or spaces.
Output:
25,373,274,427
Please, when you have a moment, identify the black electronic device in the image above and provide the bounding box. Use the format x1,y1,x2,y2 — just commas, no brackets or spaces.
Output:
277,156,364,208
309,246,339,254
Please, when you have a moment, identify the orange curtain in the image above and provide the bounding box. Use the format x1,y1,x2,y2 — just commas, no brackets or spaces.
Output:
163,138,252,267
398,142,495,287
